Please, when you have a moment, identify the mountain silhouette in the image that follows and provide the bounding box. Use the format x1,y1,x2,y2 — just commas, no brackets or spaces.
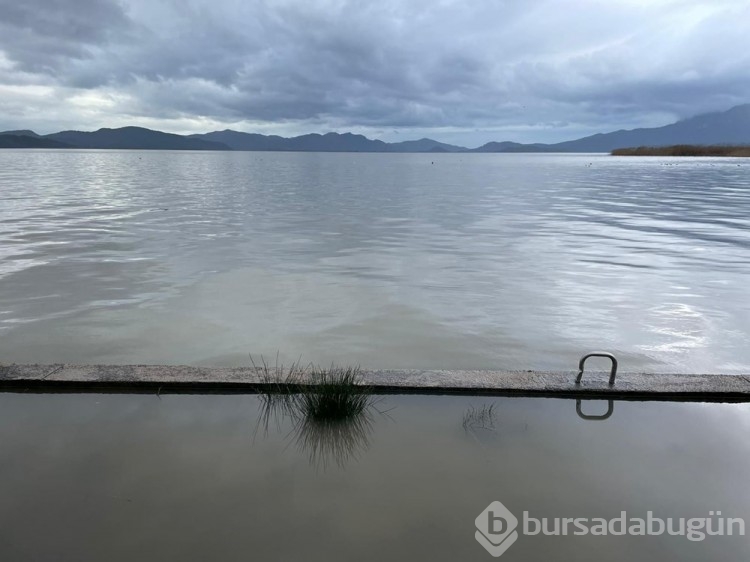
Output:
472,104,750,152
0,134,73,149
189,130,465,152
45,126,228,150
2,104,748,152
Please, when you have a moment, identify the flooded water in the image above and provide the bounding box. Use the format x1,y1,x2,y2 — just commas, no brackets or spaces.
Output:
0,392,747,560
0,150,749,372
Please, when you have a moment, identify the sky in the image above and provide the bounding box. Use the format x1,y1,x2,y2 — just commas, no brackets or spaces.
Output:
0,0,748,147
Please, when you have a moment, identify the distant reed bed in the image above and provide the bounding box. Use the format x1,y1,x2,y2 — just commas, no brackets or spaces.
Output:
612,145,750,157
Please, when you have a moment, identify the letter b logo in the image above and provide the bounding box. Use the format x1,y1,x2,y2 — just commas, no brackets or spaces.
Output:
475,501,519,557
489,512,508,534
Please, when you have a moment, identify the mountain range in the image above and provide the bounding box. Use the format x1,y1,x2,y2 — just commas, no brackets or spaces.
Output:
2,104,749,153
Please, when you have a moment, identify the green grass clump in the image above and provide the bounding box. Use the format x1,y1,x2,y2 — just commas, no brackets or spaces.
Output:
296,366,372,421
251,358,381,468
251,354,305,436
294,367,376,468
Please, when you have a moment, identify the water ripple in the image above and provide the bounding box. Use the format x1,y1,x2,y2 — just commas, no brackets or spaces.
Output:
0,151,748,371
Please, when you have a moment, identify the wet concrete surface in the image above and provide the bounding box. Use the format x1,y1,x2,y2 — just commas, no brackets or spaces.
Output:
2,363,750,399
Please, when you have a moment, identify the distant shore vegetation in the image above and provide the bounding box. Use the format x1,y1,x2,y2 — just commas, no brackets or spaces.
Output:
612,145,750,157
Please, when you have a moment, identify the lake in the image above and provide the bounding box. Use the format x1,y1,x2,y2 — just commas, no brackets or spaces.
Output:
0,150,748,373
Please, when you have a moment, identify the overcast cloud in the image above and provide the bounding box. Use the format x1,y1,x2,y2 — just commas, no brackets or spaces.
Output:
0,0,748,145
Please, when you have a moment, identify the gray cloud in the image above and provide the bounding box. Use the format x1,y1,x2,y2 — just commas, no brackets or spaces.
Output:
0,0,748,144
0,0,133,74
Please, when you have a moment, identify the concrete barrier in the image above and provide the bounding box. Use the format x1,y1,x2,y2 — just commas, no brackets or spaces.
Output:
2,363,750,400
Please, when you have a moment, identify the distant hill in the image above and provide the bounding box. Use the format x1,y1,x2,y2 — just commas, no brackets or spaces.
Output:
553,104,750,152
0,129,42,138
278,132,388,152
189,130,289,151
189,130,391,151
2,104,748,152
46,127,228,150
473,104,750,152
472,141,557,153
386,138,465,153
0,134,73,149
188,130,465,152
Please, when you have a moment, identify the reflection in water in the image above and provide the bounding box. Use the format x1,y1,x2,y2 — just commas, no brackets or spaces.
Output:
1,393,750,560
293,411,376,470
462,403,498,433
462,403,499,462
255,391,299,437
576,399,615,421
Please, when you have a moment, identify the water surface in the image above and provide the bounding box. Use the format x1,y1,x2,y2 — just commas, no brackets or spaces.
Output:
0,150,748,372
0,392,747,560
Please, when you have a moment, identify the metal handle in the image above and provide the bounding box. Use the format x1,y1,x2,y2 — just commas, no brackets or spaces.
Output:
576,399,614,421
575,352,618,385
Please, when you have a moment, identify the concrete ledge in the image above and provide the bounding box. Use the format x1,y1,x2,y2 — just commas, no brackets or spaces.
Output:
2,363,750,401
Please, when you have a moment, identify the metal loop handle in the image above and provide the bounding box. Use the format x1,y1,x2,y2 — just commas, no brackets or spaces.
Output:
575,352,618,385
576,399,614,421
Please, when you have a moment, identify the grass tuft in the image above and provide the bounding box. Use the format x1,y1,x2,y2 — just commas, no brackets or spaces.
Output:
296,366,372,421
251,354,305,437
252,359,382,469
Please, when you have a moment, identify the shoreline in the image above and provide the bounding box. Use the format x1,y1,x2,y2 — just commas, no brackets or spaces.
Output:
612,145,750,157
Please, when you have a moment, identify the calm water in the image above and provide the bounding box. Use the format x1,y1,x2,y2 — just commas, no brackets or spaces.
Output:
0,150,748,372
0,392,748,560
